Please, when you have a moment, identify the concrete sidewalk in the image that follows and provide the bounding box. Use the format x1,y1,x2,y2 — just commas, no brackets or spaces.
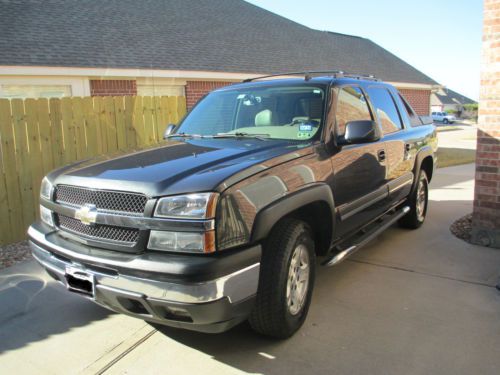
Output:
1,163,499,375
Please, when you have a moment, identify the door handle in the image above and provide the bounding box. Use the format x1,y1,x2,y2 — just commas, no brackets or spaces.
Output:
377,150,386,162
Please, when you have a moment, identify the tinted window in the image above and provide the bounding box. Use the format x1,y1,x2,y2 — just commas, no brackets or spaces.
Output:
366,87,402,134
177,85,325,140
335,86,372,136
398,93,422,126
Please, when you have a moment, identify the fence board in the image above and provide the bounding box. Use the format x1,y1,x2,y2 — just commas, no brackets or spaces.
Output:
133,96,146,146
143,96,156,145
72,97,87,160
94,97,107,154
0,99,19,244
104,97,118,152
49,98,64,168
82,97,98,157
61,97,76,163
25,99,44,216
37,98,54,174
11,99,36,234
124,96,137,149
0,95,185,245
114,97,127,150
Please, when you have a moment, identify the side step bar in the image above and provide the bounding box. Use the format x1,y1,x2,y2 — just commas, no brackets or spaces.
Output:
322,206,410,267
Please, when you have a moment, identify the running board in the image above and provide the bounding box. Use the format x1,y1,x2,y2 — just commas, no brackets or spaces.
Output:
322,206,410,267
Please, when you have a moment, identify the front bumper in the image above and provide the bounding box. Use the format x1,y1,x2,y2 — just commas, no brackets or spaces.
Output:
28,223,261,333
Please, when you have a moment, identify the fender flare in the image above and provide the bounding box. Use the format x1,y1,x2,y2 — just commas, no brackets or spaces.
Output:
411,146,435,195
250,183,336,243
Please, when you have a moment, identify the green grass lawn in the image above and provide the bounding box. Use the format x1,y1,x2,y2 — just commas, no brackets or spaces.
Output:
437,147,476,168
436,126,463,132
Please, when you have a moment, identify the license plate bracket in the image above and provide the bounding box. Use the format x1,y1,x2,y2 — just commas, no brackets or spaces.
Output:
65,266,95,297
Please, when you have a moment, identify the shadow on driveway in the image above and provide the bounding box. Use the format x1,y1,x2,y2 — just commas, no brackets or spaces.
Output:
0,264,112,354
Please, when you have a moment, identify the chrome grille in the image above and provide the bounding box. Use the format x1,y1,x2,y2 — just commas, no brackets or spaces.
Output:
55,185,147,215
57,215,139,244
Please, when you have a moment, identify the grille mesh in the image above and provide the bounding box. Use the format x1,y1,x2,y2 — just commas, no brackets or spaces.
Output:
55,185,147,215
58,215,139,244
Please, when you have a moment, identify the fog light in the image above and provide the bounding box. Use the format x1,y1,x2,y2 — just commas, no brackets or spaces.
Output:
40,205,54,227
148,230,215,253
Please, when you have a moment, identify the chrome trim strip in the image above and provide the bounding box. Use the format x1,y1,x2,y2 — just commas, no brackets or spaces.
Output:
42,199,215,232
388,172,414,194
29,238,260,304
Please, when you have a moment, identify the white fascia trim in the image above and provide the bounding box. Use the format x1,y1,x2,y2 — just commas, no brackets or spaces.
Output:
389,81,443,91
0,66,442,89
0,65,261,81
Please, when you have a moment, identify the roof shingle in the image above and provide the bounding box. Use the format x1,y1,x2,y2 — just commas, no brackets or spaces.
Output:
0,0,438,85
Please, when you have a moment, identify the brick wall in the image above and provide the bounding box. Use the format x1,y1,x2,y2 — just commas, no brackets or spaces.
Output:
90,80,137,96
398,88,431,116
185,81,235,109
471,0,500,248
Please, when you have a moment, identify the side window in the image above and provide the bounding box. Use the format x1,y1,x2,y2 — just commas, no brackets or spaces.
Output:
335,86,372,136
398,93,423,126
366,87,403,134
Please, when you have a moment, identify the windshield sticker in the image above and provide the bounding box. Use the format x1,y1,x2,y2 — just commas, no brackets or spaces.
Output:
297,131,311,138
299,124,313,132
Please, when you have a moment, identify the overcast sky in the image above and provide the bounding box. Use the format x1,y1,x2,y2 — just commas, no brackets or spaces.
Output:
246,0,483,100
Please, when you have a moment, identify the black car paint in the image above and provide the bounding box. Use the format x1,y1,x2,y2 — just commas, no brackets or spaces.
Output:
43,77,436,255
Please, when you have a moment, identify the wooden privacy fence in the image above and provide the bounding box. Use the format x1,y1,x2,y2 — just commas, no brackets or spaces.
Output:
0,95,186,245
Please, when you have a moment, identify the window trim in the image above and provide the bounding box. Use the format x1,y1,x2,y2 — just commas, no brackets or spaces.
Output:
333,84,375,140
366,85,405,135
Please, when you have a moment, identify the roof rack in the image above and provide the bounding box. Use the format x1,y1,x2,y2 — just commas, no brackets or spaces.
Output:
242,71,379,83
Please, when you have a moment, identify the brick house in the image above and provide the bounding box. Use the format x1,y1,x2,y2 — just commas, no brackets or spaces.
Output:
471,0,500,248
431,88,477,116
0,0,440,114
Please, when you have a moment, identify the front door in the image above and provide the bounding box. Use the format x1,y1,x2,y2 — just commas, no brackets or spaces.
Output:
365,86,413,206
329,85,388,239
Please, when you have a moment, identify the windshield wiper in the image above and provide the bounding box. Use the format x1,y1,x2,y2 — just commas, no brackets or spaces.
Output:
213,132,270,141
166,133,209,139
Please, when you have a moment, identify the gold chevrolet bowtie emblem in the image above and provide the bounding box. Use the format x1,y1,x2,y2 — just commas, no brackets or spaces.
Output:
75,204,98,226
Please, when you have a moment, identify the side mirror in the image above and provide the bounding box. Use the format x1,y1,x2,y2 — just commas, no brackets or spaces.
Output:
163,124,176,139
340,120,380,145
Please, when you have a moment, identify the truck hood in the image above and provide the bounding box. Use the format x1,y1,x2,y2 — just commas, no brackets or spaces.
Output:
49,138,312,197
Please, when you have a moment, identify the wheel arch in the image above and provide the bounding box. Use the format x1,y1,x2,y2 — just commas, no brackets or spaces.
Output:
411,147,435,196
250,184,335,256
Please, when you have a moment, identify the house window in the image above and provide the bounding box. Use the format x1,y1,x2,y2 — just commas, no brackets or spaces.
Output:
0,84,72,98
137,84,184,97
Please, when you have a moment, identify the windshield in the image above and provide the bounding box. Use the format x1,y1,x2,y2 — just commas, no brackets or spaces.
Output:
175,84,326,140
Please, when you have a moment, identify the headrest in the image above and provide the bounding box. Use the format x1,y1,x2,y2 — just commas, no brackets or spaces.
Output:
255,109,272,126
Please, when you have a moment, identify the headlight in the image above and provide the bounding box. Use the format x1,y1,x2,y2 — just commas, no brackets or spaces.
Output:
148,230,215,253
154,193,218,219
40,177,53,200
40,205,54,227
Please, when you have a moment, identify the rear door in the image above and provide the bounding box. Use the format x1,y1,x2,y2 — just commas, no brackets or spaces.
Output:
365,86,413,206
330,85,388,238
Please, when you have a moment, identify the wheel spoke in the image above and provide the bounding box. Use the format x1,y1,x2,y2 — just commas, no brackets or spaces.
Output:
286,244,310,315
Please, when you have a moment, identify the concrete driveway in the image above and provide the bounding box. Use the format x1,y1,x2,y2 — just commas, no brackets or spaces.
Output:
1,163,499,375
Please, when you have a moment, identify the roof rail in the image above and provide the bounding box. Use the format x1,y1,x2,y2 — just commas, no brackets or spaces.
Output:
242,71,378,83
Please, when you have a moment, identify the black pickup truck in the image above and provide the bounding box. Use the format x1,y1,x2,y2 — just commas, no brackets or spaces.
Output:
29,73,437,338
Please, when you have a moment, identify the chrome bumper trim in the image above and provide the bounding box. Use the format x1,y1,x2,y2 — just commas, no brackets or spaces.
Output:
29,234,259,305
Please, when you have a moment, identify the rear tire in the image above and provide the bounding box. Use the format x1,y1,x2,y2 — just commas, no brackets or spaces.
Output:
399,170,428,229
249,218,315,339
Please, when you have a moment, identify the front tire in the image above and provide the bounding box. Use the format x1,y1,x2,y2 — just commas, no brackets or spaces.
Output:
249,218,316,339
443,118,449,124
399,170,429,229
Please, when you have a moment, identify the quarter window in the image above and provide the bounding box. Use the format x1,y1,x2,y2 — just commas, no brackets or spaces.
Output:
366,87,402,134
335,86,372,136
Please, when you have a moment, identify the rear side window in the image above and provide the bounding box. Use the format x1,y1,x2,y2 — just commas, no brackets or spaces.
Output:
366,87,402,134
335,86,372,136
398,93,423,126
